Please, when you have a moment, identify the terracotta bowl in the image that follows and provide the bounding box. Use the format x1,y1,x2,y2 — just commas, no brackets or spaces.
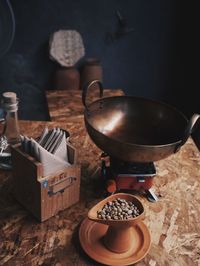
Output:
88,193,145,253
88,192,145,227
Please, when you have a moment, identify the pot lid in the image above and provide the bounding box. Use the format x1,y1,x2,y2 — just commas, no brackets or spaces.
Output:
0,0,15,58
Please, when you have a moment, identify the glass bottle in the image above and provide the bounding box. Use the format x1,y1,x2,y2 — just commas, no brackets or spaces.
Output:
0,92,21,169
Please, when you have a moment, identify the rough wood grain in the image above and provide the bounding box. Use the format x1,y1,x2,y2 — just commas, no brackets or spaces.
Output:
46,89,124,122
0,89,200,266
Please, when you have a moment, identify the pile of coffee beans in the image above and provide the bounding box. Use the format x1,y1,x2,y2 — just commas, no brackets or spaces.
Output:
97,198,140,220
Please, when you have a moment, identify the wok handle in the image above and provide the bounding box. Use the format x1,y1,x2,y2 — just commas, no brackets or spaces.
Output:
175,113,200,152
82,80,103,111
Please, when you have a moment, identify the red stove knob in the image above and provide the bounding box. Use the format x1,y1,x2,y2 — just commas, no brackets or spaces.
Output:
106,179,116,193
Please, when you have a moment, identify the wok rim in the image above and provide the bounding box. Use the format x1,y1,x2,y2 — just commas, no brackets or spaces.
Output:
84,95,188,148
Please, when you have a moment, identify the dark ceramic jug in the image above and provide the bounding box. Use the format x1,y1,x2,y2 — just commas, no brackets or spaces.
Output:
80,58,103,90
54,66,80,90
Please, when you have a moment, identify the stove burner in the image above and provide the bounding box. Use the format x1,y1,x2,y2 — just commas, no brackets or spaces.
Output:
101,153,158,202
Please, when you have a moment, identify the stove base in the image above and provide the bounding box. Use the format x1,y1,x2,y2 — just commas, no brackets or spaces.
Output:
101,153,158,202
105,179,158,202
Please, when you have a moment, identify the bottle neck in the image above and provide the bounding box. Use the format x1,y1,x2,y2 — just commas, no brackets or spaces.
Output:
3,109,20,145
2,101,18,112
4,109,19,119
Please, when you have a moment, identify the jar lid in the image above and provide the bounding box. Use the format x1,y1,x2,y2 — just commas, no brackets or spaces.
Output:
85,58,100,65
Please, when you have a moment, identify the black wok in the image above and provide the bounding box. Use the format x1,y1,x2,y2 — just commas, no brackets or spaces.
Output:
82,80,200,162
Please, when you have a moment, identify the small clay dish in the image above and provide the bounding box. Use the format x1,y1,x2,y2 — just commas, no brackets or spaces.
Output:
88,192,145,227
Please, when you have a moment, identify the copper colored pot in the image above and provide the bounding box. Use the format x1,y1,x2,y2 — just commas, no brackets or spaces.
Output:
82,80,200,162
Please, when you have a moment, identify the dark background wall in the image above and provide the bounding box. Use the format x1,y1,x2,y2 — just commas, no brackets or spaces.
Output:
0,0,198,121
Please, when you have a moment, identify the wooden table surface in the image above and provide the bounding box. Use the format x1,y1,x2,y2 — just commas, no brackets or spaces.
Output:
45,89,124,122
0,89,200,266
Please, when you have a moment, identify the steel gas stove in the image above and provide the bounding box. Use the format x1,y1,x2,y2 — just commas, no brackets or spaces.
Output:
100,153,158,202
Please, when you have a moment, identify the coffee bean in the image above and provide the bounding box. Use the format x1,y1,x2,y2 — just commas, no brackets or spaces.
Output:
97,198,141,220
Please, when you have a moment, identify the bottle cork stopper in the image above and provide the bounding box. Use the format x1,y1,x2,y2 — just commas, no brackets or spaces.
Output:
2,92,17,103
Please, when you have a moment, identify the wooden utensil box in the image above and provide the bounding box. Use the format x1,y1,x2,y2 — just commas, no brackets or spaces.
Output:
11,142,81,222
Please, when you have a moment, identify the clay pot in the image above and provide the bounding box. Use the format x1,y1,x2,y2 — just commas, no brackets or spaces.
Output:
88,193,145,253
80,58,103,90
79,193,151,265
54,66,80,90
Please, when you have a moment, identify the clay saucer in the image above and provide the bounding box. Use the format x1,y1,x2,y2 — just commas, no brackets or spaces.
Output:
79,193,151,265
